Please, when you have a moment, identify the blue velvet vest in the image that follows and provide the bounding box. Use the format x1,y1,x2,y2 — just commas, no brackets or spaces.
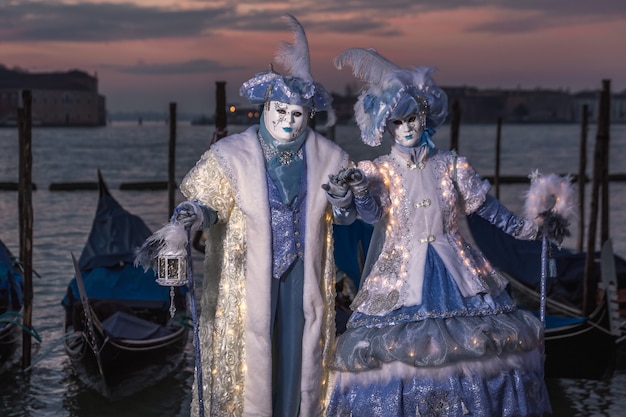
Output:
267,166,307,279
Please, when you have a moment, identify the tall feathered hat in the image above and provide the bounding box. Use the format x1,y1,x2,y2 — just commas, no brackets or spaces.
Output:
334,48,448,146
239,13,336,127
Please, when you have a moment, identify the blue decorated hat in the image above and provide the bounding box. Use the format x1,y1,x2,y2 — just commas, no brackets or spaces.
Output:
334,48,447,146
239,14,336,126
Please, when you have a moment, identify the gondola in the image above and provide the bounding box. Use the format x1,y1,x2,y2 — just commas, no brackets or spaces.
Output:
466,213,623,379
465,213,626,313
61,171,190,400
0,238,26,372
508,266,619,380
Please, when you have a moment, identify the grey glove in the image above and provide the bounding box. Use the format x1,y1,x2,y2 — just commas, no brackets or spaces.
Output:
339,167,369,197
322,173,350,197
171,201,204,232
322,169,353,209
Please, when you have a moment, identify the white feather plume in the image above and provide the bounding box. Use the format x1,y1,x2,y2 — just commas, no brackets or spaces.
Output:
524,170,577,227
134,222,189,271
333,48,400,87
275,13,312,82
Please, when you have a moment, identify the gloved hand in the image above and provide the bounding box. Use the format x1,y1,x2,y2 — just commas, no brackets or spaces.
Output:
322,173,350,197
322,168,354,209
171,201,204,232
339,167,368,197
539,210,571,245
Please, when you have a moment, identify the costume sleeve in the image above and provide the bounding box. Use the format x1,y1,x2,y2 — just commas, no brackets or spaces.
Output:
353,191,382,224
474,194,538,240
332,204,357,225
354,160,387,224
179,150,235,223
195,202,218,229
452,154,491,215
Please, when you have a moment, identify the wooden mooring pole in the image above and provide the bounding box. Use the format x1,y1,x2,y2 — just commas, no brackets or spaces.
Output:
577,105,589,253
18,90,34,369
583,80,611,315
449,99,460,152
214,81,228,143
600,80,611,246
168,102,177,217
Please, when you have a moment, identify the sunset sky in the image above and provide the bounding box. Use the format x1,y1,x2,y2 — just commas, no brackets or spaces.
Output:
2,0,625,115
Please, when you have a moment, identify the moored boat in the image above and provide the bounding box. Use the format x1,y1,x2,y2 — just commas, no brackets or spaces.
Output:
0,239,25,372
61,171,190,399
466,213,623,379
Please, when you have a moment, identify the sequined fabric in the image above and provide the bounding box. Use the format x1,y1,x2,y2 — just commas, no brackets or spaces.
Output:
181,152,247,416
327,351,549,417
268,169,307,279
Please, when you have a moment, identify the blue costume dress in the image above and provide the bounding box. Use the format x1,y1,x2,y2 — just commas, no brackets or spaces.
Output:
325,144,551,417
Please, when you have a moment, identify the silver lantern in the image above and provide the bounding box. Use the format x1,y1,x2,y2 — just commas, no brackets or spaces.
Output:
156,249,187,286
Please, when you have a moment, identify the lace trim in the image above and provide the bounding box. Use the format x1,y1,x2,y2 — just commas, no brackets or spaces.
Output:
351,155,412,314
348,303,516,328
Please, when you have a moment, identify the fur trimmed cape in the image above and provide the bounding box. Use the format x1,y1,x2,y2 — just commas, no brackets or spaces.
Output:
180,125,350,416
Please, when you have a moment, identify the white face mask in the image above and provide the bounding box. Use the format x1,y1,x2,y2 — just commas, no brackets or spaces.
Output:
263,101,309,143
390,114,424,147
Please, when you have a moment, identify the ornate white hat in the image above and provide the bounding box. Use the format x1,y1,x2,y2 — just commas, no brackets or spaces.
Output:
240,14,336,126
334,48,448,146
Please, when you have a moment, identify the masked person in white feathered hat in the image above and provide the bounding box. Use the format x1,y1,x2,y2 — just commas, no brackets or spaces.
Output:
139,14,352,417
322,49,551,417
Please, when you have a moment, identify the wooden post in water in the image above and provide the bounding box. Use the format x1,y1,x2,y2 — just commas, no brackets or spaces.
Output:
211,81,228,146
583,80,611,315
192,82,228,252
18,90,34,369
577,105,588,253
168,103,177,217
449,99,460,152
494,117,502,199
599,80,611,245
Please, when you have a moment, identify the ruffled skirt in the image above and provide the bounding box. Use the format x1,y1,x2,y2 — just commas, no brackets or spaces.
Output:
326,246,551,417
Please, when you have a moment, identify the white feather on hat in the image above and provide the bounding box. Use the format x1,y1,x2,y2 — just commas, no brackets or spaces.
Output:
334,48,447,146
239,14,336,127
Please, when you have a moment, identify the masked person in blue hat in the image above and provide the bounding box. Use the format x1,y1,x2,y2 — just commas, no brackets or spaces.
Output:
166,14,351,417
322,49,551,417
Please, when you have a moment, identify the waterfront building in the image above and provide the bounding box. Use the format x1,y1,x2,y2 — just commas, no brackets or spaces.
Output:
0,65,106,127
332,85,626,125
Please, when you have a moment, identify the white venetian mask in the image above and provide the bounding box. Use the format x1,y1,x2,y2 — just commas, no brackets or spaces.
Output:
390,113,424,147
263,101,309,143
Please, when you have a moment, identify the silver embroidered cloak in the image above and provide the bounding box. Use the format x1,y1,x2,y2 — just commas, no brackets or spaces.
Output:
180,125,349,416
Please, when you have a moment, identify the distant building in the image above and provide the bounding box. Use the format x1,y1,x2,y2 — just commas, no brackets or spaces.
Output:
444,87,578,123
333,85,626,125
0,65,106,127
443,87,507,124
614,91,626,123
